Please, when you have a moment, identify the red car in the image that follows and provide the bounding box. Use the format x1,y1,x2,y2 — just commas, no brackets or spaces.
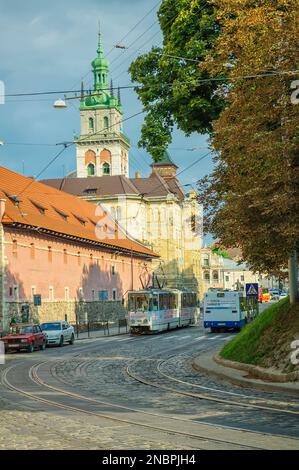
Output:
2,323,47,353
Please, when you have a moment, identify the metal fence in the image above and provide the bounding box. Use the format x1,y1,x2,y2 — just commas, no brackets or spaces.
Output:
70,318,128,340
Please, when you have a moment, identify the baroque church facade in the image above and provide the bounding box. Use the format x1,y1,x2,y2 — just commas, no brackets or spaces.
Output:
43,31,203,296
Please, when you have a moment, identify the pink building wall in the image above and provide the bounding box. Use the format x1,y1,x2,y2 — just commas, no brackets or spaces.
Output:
4,227,152,304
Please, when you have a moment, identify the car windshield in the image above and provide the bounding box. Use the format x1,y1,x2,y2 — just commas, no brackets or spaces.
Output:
9,325,33,335
40,323,61,331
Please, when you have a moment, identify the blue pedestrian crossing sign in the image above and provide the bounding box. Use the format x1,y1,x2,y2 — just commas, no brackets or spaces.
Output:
246,283,259,297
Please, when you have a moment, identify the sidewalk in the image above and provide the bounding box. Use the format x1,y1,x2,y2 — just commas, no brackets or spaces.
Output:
192,349,299,396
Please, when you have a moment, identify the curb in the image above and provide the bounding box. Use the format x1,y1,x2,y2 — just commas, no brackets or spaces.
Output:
192,353,299,396
214,354,299,383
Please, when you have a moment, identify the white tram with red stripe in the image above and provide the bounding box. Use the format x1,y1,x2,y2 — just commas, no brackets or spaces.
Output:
128,289,199,334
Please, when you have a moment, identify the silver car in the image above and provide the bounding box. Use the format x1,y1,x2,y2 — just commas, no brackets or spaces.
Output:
40,321,75,347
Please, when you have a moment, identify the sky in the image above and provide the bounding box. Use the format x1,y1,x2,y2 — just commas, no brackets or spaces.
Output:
0,0,214,190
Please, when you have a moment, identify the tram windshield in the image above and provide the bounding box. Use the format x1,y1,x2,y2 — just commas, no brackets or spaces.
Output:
128,294,160,312
128,294,149,312
128,291,180,312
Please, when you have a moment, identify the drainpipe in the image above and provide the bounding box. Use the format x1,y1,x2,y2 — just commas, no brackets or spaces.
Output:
0,199,6,332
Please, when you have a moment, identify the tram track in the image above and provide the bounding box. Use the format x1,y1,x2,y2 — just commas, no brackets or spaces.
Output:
126,358,299,416
1,331,299,449
0,362,267,450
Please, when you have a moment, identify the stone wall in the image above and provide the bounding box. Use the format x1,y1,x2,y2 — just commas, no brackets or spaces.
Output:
5,300,127,328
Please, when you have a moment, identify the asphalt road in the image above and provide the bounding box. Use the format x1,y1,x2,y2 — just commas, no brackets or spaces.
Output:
0,322,298,450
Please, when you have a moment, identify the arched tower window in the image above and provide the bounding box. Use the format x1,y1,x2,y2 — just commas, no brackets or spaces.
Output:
103,116,109,129
87,163,95,176
88,117,94,129
102,162,110,175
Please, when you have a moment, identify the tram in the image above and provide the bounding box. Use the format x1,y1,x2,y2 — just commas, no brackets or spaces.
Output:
127,289,199,334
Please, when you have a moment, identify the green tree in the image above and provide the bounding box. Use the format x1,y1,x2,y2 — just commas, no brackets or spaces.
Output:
129,0,223,161
198,0,299,290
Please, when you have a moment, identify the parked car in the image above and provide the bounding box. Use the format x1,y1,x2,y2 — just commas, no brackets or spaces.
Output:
279,290,288,300
40,321,75,347
258,287,270,303
2,323,47,353
269,289,281,300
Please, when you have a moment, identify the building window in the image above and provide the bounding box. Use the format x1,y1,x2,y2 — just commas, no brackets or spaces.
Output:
9,287,13,297
102,162,110,175
88,117,94,129
48,246,52,263
63,249,67,264
30,243,35,259
77,252,81,266
190,214,196,232
49,286,54,301
78,287,84,300
65,287,69,301
225,275,229,282
212,271,219,282
203,256,209,267
241,275,245,281
13,285,19,300
103,116,109,129
90,253,93,262
98,290,108,301
92,289,95,301
112,265,116,275
112,289,117,301
204,271,210,283
12,240,17,257
87,162,95,176
110,207,116,219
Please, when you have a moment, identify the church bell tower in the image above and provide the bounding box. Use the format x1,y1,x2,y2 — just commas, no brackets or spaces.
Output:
75,28,130,178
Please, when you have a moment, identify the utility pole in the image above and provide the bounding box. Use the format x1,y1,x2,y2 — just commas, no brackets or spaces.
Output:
288,250,298,304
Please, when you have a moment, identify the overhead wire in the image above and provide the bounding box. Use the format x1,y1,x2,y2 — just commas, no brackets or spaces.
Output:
14,108,146,197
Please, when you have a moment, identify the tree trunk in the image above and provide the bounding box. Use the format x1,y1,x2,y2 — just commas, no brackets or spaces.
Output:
288,250,298,304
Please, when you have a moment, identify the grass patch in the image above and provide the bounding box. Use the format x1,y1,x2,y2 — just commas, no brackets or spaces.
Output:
220,298,299,372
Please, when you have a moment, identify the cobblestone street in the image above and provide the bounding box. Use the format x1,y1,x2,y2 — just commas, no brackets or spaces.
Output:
1,326,299,450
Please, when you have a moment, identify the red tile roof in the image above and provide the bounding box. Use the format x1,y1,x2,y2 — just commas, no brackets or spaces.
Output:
0,166,158,258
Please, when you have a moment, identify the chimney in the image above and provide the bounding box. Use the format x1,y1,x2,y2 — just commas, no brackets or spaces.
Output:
0,199,6,222
135,171,142,179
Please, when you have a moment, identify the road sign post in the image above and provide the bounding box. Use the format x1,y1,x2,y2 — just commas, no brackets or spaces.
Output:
246,283,259,318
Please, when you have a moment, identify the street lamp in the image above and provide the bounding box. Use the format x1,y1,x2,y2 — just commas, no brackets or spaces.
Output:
53,98,67,109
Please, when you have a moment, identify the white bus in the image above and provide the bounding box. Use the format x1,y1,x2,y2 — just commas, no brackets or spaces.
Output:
128,289,198,334
203,290,248,332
